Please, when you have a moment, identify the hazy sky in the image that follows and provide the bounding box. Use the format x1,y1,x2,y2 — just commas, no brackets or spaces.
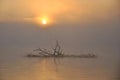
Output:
0,0,119,51
0,0,119,23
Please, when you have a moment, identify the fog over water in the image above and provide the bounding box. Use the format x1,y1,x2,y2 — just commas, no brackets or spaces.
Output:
0,0,120,80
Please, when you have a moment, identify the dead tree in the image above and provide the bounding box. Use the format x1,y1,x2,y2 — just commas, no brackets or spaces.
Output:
33,48,53,56
32,40,63,57
53,40,63,56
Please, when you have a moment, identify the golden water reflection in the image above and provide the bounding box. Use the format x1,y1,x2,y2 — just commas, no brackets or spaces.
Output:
1,57,119,80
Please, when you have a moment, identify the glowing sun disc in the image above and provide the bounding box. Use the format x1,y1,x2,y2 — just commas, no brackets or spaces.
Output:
42,20,47,24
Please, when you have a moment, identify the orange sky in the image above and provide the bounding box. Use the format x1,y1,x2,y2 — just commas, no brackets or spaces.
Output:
0,0,118,23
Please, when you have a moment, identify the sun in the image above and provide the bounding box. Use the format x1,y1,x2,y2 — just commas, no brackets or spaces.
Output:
35,16,54,27
35,17,48,25
42,19,47,24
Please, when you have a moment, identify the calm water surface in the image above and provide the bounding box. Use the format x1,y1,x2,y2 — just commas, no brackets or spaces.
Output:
0,47,120,80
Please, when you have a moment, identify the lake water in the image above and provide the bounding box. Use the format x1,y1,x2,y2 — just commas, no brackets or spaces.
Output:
0,47,120,80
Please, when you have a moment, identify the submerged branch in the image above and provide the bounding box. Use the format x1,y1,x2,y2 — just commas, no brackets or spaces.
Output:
27,41,97,58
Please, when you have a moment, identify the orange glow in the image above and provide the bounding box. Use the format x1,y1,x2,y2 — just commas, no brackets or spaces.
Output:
42,20,47,24
35,17,48,25
34,16,55,27
34,16,55,28
0,0,118,23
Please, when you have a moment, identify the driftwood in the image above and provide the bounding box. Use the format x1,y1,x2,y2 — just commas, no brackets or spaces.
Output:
31,41,63,57
27,41,97,58
53,40,63,56
34,48,53,56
